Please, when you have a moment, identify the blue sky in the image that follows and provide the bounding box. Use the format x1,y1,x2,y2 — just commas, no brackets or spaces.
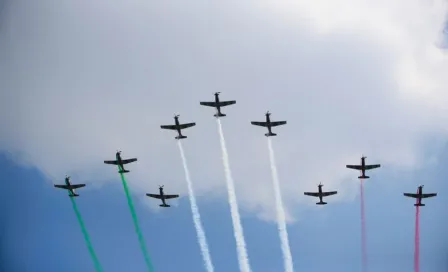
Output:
1,1,448,272
1,149,446,272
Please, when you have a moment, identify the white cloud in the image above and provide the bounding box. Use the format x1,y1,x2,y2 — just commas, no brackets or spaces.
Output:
1,0,448,222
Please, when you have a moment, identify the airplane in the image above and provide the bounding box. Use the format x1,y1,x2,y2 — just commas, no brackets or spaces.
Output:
250,111,287,137
304,183,338,205
146,185,179,207
404,185,437,207
346,156,381,179
104,151,137,173
199,92,236,117
160,114,196,139
53,175,86,197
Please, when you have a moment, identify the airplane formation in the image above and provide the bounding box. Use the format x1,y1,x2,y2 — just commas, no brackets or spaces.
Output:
54,92,438,207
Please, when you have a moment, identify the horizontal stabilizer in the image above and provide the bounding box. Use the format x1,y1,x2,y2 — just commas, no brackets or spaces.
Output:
358,175,369,179
119,170,130,173
69,194,79,197
316,202,327,205
414,203,425,207
160,204,171,207
175,135,187,140
214,113,226,117
265,132,277,137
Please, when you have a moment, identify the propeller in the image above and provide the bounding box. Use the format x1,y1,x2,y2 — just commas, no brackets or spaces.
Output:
215,92,221,95
266,110,270,115
159,185,164,189
174,114,180,118
318,182,323,187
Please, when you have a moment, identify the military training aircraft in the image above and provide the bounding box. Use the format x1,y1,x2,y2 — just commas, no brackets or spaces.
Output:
146,185,179,207
104,151,137,173
346,156,381,179
404,185,437,206
199,92,236,117
250,111,287,137
304,183,338,205
54,175,86,197
160,114,196,139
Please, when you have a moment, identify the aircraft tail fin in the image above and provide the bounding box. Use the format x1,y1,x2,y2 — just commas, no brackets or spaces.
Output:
119,170,130,174
175,135,187,140
358,175,370,179
265,132,277,137
316,201,327,205
160,204,171,208
414,203,425,207
214,113,226,117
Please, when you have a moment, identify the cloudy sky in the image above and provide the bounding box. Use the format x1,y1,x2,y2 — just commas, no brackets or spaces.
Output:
1,0,448,271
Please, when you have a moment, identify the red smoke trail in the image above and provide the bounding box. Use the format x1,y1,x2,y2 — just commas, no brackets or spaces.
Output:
360,179,367,272
414,189,420,272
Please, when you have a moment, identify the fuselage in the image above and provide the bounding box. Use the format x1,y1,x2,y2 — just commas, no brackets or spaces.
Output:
159,188,167,205
116,152,126,170
174,116,183,136
360,157,366,175
318,185,323,201
65,177,75,195
266,113,272,132
416,186,423,204
214,93,223,114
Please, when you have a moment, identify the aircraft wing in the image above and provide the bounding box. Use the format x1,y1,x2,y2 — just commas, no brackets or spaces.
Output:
218,101,236,107
304,192,320,197
200,101,236,107
420,193,437,198
54,184,70,189
251,121,268,127
403,193,419,198
178,123,196,129
364,164,381,170
121,158,137,164
164,194,179,199
70,184,86,189
321,191,337,197
104,160,119,165
146,193,162,199
346,165,363,170
200,102,217,107
161,125,177,130
270,121,287,127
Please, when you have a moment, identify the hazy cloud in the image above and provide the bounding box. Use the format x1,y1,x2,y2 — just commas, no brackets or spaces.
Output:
1,0,448,222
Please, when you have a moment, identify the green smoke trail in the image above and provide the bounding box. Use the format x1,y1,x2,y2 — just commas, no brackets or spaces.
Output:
118,166,154,272
69,196,103,272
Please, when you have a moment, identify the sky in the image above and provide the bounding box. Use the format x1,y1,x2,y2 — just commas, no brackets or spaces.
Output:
1,0,448,271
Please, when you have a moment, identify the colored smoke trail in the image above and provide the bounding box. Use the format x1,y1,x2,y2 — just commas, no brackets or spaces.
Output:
177,141,215,272
216,118,252,272
360,179,367,272
69,197,103,272
414,191,420,272
267,138,294,272
118,166,154,272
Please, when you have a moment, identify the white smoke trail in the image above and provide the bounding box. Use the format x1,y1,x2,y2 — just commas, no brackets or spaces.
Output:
216,119,252,272
267,137,294,272
177,141,215,272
